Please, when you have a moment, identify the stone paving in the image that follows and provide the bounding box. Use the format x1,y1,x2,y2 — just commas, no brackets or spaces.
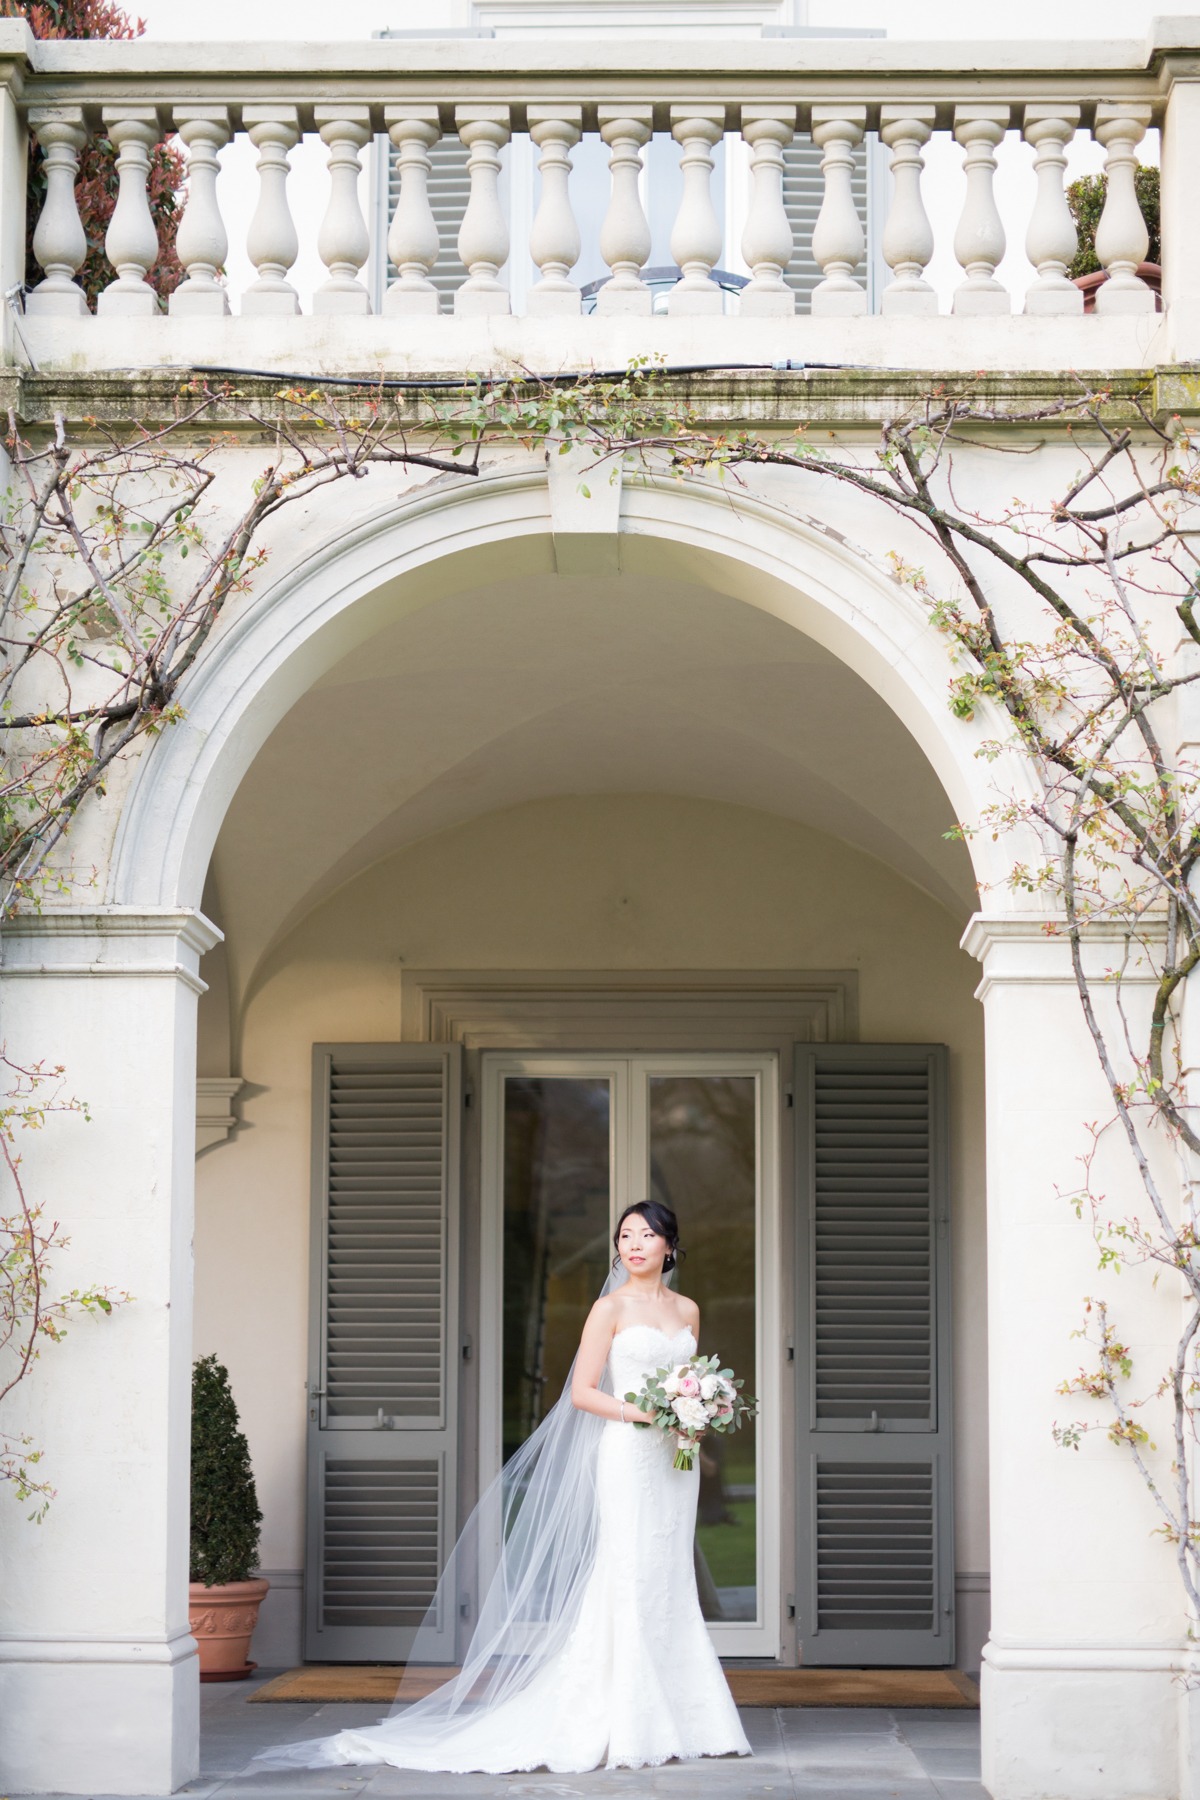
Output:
17,1673,987,1800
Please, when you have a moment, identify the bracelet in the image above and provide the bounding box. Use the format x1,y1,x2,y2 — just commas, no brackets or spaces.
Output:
620,1401,626,1423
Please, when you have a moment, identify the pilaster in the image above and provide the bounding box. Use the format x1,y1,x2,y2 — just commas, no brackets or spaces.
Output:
0,908,219,1796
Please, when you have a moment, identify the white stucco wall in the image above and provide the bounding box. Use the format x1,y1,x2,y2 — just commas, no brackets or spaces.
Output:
192,790,988,1667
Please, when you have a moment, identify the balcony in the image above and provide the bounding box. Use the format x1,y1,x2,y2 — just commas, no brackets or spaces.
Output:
4,16,1200,380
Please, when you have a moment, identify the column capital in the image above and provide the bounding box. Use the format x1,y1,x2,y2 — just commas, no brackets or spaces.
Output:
811,104,867,143
384,103,440,138
669,104,726,143
1022,103,1082,137
100,104,162,141
1094,101,1154,143
29,103,86,140
598,105,653,143
527,103,584,138
242,102,300,139
0,907,221,993
880,104,937,143
961,911,1166,997
171,104,231,137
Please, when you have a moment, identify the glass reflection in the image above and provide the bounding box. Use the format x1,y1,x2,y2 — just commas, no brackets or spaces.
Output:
502,1077,612,1464
649,1075,758,1623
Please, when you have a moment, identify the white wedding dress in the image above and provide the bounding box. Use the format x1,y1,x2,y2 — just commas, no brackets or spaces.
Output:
298,1324,751,1775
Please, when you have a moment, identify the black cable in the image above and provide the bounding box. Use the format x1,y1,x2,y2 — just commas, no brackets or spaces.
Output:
182,359,855,390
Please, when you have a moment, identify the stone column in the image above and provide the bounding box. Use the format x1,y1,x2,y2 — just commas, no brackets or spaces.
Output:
1161,75,1200,361
0,38,34,356
97,108,162,317
597,107,653,316
810,105,868,317
1023,106,1083,316
1093,103,1155,316
241,106,301,316
952,105,1010,315
383,105,441,316
964,916,1185,1800
527,106,583,316
455,105,511,316
740,107,797,318
880,106,938,316
169,107,231,318
0,909,219,1798
27,108,88,317
313,107,372,316
668,105,726,315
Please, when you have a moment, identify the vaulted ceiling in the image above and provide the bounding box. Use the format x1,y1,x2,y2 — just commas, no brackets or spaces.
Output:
207,568,974,1007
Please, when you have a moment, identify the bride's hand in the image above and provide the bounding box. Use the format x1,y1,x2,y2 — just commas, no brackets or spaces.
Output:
629,1406,657,1425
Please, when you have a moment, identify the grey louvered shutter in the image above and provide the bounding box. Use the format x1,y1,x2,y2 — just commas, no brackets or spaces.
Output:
794,1044,954,1665
306,1044,462,1661
781,138,870,313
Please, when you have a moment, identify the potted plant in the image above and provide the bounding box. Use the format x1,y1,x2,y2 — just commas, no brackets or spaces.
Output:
188,1353,268,1681
1068,163,1161,310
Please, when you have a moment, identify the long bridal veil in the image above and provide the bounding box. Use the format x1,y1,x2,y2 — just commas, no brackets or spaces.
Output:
253,1262,646,1771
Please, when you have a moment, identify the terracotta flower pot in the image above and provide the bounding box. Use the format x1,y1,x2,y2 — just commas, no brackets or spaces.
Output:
1074,261,1162,313
188,1575,269,1681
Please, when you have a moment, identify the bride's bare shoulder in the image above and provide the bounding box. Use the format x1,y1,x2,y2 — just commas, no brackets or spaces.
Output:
586,1293,620,1330
674,1293,701,1329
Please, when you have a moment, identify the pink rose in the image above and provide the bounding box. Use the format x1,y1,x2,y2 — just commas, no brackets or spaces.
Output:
678,1373,701,1397
715,1402,734,1419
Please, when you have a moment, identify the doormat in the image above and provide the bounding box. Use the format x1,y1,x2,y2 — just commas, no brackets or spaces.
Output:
251,1666,979,1709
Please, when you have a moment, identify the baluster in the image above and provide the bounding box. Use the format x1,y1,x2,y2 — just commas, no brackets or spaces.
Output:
528,106,582,316
810,106,867,317
952,105,1010,314
879,106,938,316
668,106,725,315
97,107,162,317
242,107,300,316
1093,103,1155,315
383,106,441,316
597,108,652,316
740,107,796,317
1023,106,1082,315
455,105,511,316
27,107,87,317
169,107,230,317
314,107,372,315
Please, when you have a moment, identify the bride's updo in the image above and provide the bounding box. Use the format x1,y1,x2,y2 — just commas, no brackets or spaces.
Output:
612,1200,684,1273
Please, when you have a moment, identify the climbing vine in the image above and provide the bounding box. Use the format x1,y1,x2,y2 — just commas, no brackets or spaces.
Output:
5,366,1200,1616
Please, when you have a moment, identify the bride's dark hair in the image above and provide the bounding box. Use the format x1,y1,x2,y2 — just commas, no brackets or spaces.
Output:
612,1200,683,1273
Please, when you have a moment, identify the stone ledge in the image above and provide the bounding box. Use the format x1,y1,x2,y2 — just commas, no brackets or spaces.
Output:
0,358,1174,434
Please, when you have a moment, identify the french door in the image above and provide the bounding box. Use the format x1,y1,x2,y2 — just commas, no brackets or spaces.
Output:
479,1052,781,1659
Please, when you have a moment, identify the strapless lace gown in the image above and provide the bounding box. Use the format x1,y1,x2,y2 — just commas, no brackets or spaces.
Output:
322,1324,751,1774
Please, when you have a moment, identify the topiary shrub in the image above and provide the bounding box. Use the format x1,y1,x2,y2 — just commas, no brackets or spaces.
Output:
190,1354,262,1587
1067,164,1160,280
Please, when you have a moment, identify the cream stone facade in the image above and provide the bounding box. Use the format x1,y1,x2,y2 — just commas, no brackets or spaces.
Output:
2,11,1200,1800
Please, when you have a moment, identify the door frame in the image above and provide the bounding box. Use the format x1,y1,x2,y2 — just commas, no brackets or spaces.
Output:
479,1048,781,1659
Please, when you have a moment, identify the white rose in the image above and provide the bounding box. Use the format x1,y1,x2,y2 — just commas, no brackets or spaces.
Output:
662,1372,683,1396
699,1374,719,1401
671,1395,708,1431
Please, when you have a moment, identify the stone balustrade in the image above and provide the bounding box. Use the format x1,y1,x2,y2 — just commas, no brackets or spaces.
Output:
5,19,1200,368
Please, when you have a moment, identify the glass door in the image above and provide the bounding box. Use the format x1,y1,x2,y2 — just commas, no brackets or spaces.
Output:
637,1067,762,1632
500,1071,616,1460
480,1052,779,1657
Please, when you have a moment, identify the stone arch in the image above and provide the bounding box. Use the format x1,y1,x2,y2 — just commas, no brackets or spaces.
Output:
108,465,1037,912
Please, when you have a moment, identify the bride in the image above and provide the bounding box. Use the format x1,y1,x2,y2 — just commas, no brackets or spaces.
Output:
253,1200,751,1775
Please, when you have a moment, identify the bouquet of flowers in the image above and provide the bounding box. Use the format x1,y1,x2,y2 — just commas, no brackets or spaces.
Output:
626,1352,757,1472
